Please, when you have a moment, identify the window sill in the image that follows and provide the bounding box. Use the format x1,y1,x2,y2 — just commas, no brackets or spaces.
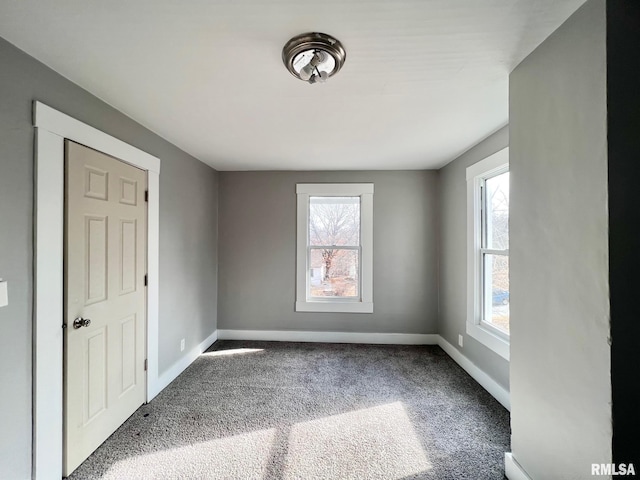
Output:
466,321,510,360
296,301,374,314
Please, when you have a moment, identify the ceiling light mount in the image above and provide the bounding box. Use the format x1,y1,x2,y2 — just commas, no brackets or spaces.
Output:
282,32,346,84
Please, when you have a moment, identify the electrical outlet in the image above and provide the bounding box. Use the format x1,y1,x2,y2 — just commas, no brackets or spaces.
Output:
180,338,185,352
458,334,463,348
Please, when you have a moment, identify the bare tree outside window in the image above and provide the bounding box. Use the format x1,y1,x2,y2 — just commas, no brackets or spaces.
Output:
309,196,360,297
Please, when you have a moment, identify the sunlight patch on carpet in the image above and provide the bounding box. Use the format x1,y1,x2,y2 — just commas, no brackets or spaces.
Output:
201,348,264,357
284,401,431,479
103,428,275,479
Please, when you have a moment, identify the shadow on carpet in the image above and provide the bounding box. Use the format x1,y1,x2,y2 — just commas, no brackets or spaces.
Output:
68,341,510,480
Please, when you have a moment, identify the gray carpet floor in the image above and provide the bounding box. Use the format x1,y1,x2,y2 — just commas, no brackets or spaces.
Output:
67,341,510,480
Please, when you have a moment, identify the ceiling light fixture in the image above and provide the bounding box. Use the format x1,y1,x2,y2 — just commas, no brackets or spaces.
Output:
282,32,346,84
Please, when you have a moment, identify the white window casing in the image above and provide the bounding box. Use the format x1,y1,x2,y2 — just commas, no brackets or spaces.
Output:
296,183,374,313
466,148,510,360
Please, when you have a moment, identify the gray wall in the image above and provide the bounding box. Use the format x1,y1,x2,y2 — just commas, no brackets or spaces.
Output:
509,0,611,477
158,156,219,373
218,171,438,334
437,126,510,391
0,37,218,479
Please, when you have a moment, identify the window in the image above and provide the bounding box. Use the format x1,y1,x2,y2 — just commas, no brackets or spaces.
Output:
296,183,373,313
466,148,510,360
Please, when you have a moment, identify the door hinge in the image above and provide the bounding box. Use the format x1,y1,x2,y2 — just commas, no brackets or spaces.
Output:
144,274,148,286
144,359,148,371
145,190,149,202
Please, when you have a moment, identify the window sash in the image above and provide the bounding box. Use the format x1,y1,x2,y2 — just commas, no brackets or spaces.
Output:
480,170,509,251
307,246,362,301
480,318,510,340
308,245,360,250
479,169,509,335
309,195,361,247
480,248,509,256
480,251,509,340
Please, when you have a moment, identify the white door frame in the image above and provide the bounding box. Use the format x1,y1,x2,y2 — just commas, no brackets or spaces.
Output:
33,102,161,479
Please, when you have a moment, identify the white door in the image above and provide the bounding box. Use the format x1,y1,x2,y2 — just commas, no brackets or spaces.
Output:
64,140,147,476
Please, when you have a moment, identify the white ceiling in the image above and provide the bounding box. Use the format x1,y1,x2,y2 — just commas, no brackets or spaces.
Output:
0,0,585,171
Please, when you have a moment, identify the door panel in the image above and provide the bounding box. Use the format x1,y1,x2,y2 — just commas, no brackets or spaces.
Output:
64,140,147,476
119,177,138,205
120,219,137,295
84,166,109,200
86,328,107,421
120,314,137,395
85,215,108,304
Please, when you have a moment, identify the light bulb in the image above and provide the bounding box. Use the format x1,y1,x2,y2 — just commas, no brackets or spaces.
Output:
299,62,315,81
298,51,328,82
308,70,329,84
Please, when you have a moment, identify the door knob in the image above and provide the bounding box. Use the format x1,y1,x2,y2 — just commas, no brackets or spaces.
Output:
73,317,91,329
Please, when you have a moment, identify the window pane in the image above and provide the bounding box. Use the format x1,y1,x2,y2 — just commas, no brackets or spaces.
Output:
485,171,509,250
309,248,359,298
483,253,509,334
309,197,360,246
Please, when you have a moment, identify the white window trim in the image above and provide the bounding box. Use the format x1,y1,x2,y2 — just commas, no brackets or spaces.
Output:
296,183,374,313
466,148,510,360
33,102,161,479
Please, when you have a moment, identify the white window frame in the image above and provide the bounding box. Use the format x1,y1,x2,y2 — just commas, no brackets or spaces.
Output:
466,148,510,360
296,183,374,313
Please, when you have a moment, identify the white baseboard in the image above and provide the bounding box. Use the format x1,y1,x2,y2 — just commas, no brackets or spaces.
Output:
216,329,439,345
150,329,218,399
437,336,511,411
505,453,533,480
